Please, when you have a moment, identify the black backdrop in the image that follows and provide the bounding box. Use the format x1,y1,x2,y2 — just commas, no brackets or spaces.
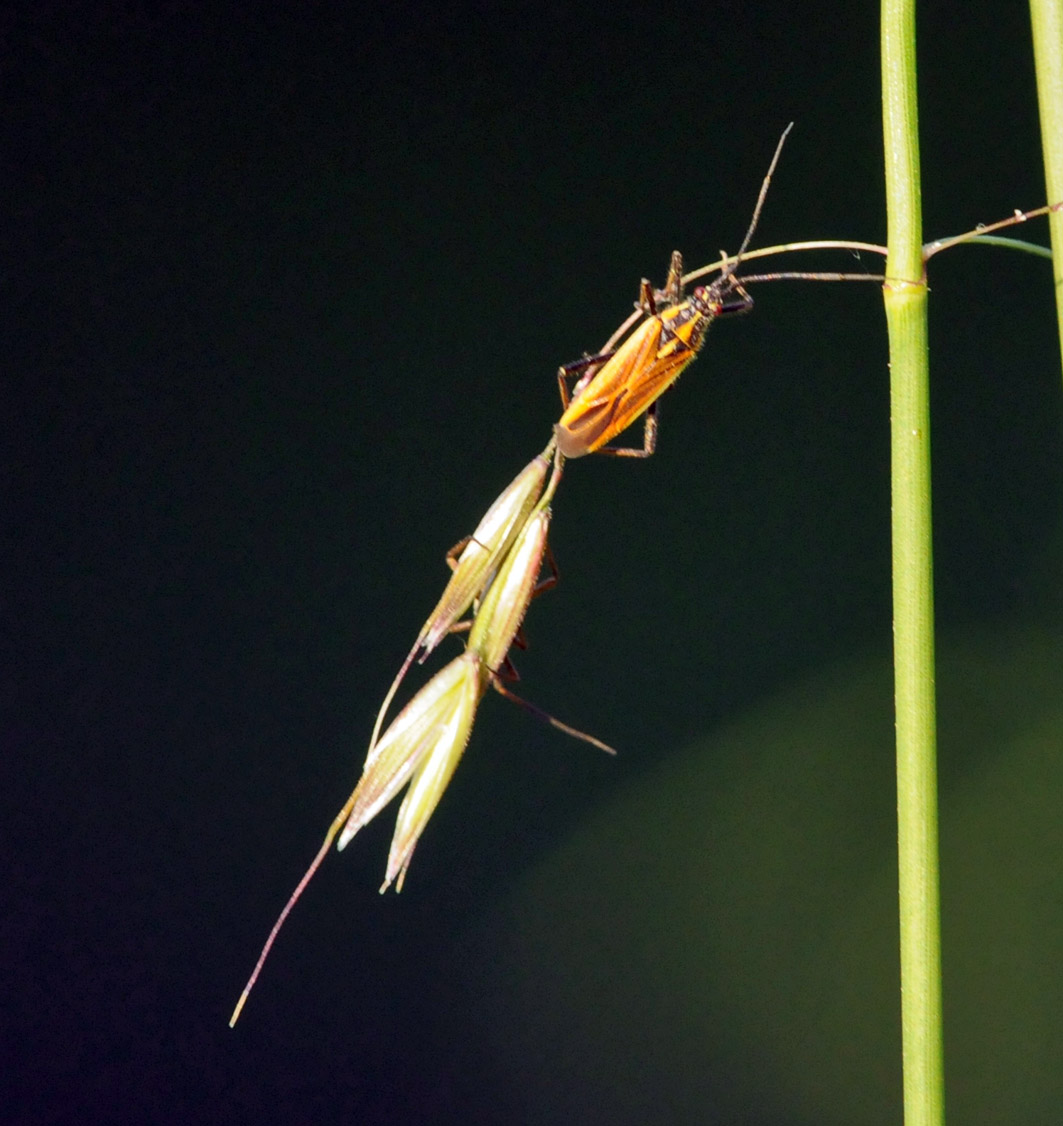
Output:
6,4,1061,1123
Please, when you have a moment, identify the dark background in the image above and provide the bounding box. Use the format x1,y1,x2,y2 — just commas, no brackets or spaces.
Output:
5,3,1061,1123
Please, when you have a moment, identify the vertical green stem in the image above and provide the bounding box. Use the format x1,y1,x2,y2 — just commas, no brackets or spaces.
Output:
881,2,945,1125
1029,0,1063,373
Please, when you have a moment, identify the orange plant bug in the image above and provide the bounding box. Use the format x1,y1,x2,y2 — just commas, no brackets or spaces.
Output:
552,123,893,459
555,181,1063,462
553,126,792,459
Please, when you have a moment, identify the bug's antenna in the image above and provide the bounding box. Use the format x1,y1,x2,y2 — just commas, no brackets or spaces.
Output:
718,122,794,287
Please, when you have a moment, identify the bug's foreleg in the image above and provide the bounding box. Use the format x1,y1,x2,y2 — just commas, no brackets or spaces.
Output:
557,350,616,408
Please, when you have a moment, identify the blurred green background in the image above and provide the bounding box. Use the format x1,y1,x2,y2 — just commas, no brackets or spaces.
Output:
459,624,1063,1124
6,3,1061,1122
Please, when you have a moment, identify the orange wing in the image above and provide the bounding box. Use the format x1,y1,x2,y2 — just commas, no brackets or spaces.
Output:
555,300,713,457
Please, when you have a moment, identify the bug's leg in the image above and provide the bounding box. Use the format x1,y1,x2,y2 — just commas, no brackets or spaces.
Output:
591,401,659,459
489,674,617,754
642,251,685,314
557,350,616,408
556,368,570,410
704,249,754,317
443,529,499,574
638,277,658,317
494,652,522,681
532,541,559,598
640,403,659,456
498,542,560,657
718,281,754,317
444,535,473,571
661,250,684,305
559,351,616,378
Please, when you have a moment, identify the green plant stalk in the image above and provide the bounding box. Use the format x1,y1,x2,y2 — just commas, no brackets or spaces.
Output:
1029,0,1063,372
881,2,945,1125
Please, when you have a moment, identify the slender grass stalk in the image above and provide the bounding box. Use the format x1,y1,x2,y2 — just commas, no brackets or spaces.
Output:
880,2,945,1125
1029,0,1063,371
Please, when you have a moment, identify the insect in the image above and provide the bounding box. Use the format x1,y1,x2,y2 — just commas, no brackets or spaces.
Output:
228,137,1059,1025
553,250,753,458
553,125,887,459
552,125,793,460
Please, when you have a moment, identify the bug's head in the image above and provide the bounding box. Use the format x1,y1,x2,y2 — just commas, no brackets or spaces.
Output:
690,276,754,319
